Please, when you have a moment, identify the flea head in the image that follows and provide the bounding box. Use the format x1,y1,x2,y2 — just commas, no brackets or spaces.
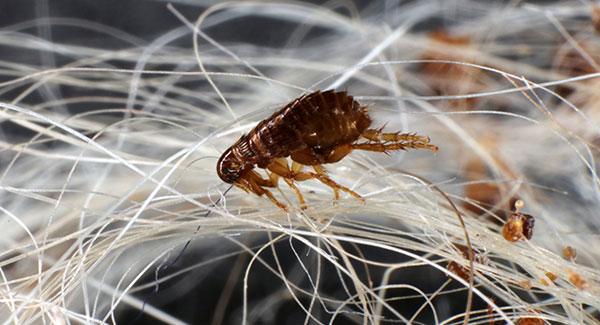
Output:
217,148,247,183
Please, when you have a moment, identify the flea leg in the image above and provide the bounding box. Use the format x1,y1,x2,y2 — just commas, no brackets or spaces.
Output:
291,161,303,173
236,170,288,211
267,158,313,181
261,188,287,211
267,158,310,209
267,159,363,205
291,145,352,165
290,148,326,165
283,178,307,209
313,165,339,200
323,144,352,163
350,142,417,152
361,128,438,152
310,168,363,203
288,161,308,209
291,146,361,202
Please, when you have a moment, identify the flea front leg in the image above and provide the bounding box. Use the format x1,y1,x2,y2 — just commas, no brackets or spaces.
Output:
237,170,287,211
267,158,310,209
291,146,362,203
267,158,363,206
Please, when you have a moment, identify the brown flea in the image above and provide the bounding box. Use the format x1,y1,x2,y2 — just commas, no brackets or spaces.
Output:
502,200,534,242
567,270,589,290
217,90,437,210
563,246,577,261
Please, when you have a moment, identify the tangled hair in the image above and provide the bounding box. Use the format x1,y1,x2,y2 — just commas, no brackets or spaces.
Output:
0,0,599,324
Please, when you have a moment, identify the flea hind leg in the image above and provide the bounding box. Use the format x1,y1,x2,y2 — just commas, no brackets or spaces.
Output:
352,142,434,153
361,128,438,152
291,145,353,165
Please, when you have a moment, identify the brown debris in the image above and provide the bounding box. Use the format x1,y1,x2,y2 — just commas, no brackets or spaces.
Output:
515,316,544,325
420,30,484,109
462,136,519,221
517,279,533,290
502,200,535,242
563,246,577,261
567,269,589,290
446,244,487,281
540,271,558,286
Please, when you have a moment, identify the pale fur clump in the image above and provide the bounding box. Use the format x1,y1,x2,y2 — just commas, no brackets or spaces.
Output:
0,1,599,324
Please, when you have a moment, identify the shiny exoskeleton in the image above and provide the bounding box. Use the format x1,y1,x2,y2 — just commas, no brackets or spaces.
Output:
217,90,437,210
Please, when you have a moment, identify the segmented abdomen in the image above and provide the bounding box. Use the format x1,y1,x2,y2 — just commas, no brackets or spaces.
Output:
233,90,372,167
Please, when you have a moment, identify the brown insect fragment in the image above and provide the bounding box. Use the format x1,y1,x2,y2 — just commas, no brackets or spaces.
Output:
567,269,589,290
540,271,558,286
461,135,520,220
517,279,533,290
515,316,544,325
447,261,470,281
563,246,577,261
502,200,534,242
217,90,438,210
554,36,600,78
464,181,501,216
545,271,557,282
447,244,486,281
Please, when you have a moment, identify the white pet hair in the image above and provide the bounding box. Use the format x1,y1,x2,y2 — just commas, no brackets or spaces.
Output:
0,0,599,324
